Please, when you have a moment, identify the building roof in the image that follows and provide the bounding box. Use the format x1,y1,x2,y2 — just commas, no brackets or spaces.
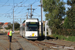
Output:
4,22,8,25
0,22,4,25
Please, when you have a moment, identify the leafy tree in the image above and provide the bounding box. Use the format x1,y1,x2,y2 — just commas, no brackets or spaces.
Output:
67,0,75,29
23,20,25,23
6,22,20,30
14,22,20,30
63,16,70,29
43,0,65,29
5,24,12,29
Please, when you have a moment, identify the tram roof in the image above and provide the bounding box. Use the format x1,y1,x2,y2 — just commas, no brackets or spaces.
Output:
25,18,39,22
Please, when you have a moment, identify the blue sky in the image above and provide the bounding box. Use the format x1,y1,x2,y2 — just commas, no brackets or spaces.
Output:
0,0,69,23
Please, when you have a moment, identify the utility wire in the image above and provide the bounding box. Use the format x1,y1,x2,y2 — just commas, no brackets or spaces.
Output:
14,0,24,6
18,7,25,13
31,0,37,5
29,0,40,5
14,0,29,13
21,0,27,5
20,0,24,4
14,7,19,12
5,7,13,13
33,12,40,15
15,0,28,7
2,0,9,7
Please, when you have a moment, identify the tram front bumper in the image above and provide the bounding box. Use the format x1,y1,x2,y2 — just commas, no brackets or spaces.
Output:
25,36,38,39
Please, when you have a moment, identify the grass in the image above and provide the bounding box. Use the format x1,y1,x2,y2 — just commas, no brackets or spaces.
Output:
52,34,75,42
66,36,75,42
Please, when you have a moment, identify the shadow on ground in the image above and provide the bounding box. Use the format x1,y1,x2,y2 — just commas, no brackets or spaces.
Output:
0,33,7,35
37,36,55,41
17,48,23,50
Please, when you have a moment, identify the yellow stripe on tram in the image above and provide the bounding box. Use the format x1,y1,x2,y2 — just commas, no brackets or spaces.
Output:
32,33,35,36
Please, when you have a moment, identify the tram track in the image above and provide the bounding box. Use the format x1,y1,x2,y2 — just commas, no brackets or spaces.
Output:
0,33,75,50
26,39,75,50
12,38,24,50
0,43,7,50
1,36,24,50
25,39,51,50
0,35,9,50
23,38,42,50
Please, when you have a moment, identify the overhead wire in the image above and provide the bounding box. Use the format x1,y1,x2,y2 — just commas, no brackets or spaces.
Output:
14,7,19,12
29,0,41,17
13,0,25,13
1,0,9,7
0,0,40,18
0,0,13,18
28,0,40,6
5,8,13,13
30,0,40,5
14,0,24,6
21,0,28,6
31,0,37,5
20,0,24,4
14,0,29,13
18,7,25,13
14,0,28,7
14,0,36,14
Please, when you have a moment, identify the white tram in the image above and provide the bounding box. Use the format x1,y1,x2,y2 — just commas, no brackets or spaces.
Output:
22,18,39,39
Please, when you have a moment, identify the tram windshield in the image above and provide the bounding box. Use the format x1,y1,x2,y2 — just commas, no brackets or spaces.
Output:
26,22,39,31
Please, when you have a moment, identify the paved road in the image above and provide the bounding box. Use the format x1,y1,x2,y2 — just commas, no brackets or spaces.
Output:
0,33,41,50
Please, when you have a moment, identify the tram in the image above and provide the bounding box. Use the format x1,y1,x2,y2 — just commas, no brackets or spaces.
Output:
22,18,39,39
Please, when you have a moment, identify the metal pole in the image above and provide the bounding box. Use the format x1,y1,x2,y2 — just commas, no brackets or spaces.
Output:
20,18,22,36
45,21,47,39
13,9,14,32
26,13,28,19
13,0,14,33
20,18,21,35
41,0,43,36
31,5,32,18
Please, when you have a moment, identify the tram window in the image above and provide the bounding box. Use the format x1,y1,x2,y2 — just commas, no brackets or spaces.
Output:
26,27,38,31
26,22,39,31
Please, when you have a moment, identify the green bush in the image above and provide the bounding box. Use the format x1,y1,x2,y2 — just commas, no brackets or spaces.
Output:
66,36,75,42
52,34,75,42
52,34,66,40
52,29,75,36
5,27,10,30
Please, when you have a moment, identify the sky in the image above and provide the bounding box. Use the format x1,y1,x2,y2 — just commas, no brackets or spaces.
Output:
0,0,69,23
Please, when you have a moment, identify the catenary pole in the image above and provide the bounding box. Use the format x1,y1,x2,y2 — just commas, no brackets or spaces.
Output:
41,0,43,36
26,13,28,19
13,0,14,33
31,5,32,18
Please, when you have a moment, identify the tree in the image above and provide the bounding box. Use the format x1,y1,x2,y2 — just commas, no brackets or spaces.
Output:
23,20,25,23
43,0,65,29
63,16,70,29
6,22,20,30
5,24,13,29
14,22,20,30
67,0,75,29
